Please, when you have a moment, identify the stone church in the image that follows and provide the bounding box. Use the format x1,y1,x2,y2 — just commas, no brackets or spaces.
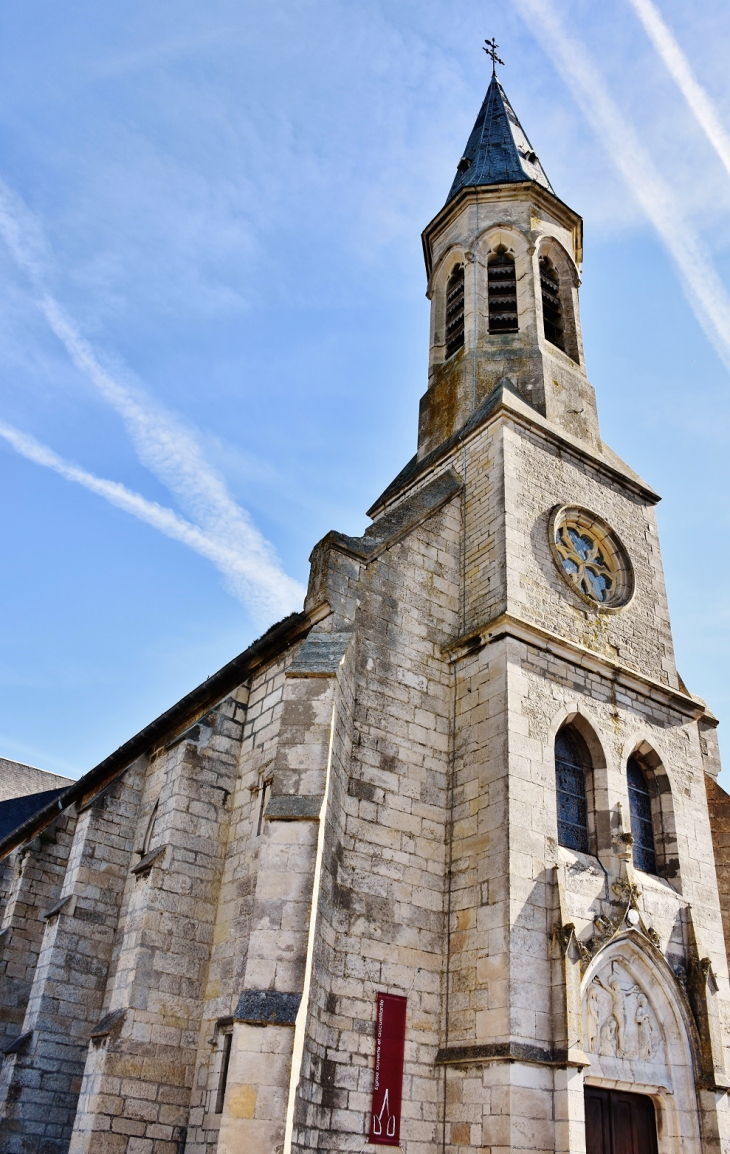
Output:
2,65,730,1154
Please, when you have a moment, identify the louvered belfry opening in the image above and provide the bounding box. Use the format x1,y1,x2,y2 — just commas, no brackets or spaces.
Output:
445,264,465,358
539,256,566,352
488,247,518,333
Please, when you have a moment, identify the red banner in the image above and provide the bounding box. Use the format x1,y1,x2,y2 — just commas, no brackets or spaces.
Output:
369,992,407,1146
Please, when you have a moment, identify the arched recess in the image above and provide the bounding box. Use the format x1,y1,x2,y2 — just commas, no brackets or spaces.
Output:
427,245,469,368
581,932,702,1154
625,740,680,887
537,236,581,364
549,708,609,859
476,224,532,339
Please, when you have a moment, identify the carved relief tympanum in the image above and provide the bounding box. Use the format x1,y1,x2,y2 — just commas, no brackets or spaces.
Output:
583,960,663,1063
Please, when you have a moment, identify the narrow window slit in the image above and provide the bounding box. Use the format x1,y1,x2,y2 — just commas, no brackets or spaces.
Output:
256,779,268,836
215,1032,232,1114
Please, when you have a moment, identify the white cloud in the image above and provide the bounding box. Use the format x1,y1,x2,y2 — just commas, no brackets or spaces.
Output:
627,0,730,183
511,0,730,375
0,420,303,619
0,179,305,621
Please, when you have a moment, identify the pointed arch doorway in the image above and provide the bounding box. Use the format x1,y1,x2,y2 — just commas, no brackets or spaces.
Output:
585,1086,658,1154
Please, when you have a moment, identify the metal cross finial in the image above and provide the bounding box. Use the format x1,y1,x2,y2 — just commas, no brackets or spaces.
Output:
483,37,505,76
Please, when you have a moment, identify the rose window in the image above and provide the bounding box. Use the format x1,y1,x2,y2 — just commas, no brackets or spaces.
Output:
549,506,634,610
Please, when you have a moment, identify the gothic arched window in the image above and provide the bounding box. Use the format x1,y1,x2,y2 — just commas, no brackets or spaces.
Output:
445,265,465,358
539,256,566,352
627,756,657,874
488,248,518,333
555,727,590,852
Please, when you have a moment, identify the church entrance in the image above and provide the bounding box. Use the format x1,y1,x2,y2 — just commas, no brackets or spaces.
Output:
585,1086,658,1154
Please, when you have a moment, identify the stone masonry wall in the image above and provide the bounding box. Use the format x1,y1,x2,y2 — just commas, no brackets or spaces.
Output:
0,811,77,1149
289,492,463,1152
706,775,730,973
68,691,246,1154
183,653,292,1152
502,419,676,687
0,761,145,1154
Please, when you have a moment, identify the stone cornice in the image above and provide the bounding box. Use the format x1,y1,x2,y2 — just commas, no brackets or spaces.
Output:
421,181,583,277
368,381,658,519
435,1040,589,1069
445,610,709,722
496,393,658,503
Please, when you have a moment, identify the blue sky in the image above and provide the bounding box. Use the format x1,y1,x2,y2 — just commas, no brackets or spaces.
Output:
0,0,729,781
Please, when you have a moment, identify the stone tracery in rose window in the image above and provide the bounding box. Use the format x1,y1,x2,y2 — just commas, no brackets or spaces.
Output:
548,506,634,611
555,523,613,604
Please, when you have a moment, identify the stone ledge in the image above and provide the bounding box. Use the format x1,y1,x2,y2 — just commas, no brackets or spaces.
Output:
90,1008,126,1039
368,381,657,519
3,1030,32,1056
131,844,167,876
234,990,301,1026
164,723,201,750
435,1041,590,1068
42,894,75,922
445,610,707,721
345,470,462,559
265,795,322,821
287,632,354,678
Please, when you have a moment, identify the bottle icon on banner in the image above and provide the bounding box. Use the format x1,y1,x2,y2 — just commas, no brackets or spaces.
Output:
372,1089,396,1138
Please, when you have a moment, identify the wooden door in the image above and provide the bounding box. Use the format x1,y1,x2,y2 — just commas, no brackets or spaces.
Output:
585,1086,658,1154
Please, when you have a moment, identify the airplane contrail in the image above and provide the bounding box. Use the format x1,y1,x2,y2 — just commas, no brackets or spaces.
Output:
512,0,730,376
0,181,305,620
0,421,302,618
627,0,730,182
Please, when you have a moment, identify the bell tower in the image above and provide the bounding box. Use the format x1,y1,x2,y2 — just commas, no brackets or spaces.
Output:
366,51,730,1154
418,70,600,459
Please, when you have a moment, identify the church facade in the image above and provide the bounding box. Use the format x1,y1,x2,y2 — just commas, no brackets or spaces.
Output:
2,70,730,1154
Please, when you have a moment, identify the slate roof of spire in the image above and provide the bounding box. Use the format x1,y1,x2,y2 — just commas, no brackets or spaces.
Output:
447,75,553,203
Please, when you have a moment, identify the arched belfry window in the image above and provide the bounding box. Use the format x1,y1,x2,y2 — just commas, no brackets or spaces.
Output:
539,256,566,352
627,756,657,874
445,265,465,358
555,727,590,852
488,248,518,333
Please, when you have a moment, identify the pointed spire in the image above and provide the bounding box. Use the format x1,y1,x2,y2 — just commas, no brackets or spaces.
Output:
446,75,553,203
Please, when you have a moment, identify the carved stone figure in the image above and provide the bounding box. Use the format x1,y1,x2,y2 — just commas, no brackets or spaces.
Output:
635,993,653,1060
600,1016,618,1057
594,969,638,1056
584,959,666,1064
586,984,600,1053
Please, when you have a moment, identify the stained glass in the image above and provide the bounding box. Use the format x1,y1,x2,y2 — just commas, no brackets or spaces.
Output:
627,757,657,874
555,730,589,852
554,523,614,605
